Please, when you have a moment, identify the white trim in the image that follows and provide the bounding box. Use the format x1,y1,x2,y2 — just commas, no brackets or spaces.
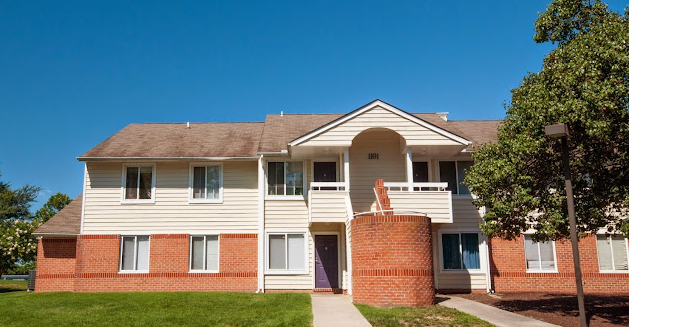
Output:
264,160,307,198
311,231,342,289
522,234,559,273
257,155,265,291
120,163,156,204
118,235,150,273
79,163,87,234
437,229,486,274
289,100,472,146
264,230,310,275
405,147,414,191
188,162,224,204
188,234,220,273
595,234,629,273
343,148,350,190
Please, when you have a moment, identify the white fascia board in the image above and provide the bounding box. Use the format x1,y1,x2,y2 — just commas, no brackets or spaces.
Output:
77,156,259,162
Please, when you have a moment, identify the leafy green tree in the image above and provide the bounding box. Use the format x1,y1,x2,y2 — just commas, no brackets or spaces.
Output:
0,171,41,276
35,193,72,223
465,0,628,242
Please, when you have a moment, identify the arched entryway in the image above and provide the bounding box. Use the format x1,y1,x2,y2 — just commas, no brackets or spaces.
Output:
348,128,407,213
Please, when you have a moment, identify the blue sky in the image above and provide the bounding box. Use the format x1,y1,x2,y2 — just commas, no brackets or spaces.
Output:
0,0,629,209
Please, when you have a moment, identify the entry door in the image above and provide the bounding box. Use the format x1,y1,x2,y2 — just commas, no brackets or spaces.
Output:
314,235,339,289
413,162,429,182
314,162,337,182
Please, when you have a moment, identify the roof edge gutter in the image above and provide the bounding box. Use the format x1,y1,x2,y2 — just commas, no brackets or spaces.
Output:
32,233,79,238
77,156,259,162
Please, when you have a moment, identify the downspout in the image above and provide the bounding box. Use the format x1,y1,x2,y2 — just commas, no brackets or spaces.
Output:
256,155,265,293
483,206,493,293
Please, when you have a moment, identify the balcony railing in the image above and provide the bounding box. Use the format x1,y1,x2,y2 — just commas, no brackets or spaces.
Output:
309,182,348,191
383,182,448,192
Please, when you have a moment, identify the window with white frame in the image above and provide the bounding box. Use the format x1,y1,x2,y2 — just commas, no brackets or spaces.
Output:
596,234,628,271
267,233,306,273
123,165,155,201
267,162,303,196
441,233,480,270
438,161,473,195
190,164,222,202
190,235,219,271
523,235,557,271
120,235,149,272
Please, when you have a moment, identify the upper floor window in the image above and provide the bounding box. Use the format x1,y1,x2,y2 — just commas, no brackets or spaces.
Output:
122,164,155,203
438,161,472,195
524,235,557,272
190,164,222,203
596,234,629,272
267,162,303,196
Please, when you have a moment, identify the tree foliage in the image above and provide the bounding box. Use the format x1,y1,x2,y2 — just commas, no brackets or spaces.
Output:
465,0,628,242
35,192,72,223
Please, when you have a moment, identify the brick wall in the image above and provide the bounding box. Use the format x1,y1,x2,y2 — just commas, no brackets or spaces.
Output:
35,233,258,293
489,234,628,294
351,214,435,306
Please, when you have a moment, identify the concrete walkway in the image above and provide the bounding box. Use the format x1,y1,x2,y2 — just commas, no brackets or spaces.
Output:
439,296,561,327
311,294,372,327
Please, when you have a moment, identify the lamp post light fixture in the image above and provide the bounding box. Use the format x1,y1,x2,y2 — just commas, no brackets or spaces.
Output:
544,123,588,327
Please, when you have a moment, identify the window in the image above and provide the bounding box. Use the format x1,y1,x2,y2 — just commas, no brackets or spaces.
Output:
267,162,304,196
120,236,149,272
190,235,219,271
441,233,480,270
438,161,472,195
190,164,222,202
524,235,557,272
122,164,155,202
266,232,307,273
596,235,629,271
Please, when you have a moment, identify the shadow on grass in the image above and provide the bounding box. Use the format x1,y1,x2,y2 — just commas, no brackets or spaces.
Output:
494,294,629,326
0,281,28,293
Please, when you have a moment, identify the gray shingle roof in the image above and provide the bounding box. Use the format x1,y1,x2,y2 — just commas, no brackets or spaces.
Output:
33,195,82,236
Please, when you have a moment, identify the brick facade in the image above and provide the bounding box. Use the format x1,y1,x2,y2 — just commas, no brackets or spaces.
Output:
351,214,435,306
35,233,258,293
489,234,628,294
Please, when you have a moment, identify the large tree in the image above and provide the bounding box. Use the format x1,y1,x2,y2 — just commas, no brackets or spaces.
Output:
465,0,628,242
0,171,41,275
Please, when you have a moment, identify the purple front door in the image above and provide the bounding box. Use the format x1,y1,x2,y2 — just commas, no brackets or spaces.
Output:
314,235,339,289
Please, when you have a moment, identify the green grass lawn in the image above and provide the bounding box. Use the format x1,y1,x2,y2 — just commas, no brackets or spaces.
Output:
0,281,312,327
355,303,493,327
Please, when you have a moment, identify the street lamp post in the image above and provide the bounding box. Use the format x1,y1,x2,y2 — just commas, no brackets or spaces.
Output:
544,123,588,327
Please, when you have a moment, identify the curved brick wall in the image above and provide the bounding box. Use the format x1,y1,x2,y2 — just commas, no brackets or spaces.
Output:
351,215,435,306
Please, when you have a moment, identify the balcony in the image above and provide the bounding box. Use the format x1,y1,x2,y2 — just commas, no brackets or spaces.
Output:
308,182,351,224
383,182,452,223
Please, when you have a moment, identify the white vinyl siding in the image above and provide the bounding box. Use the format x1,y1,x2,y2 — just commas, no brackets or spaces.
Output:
119,235,149,272
309,191,349,223
349,128,406,212
596,235,629,272
190,235,219,272
387,191,452,223
523,235,557,272
83,161,259,234
298,106,463,147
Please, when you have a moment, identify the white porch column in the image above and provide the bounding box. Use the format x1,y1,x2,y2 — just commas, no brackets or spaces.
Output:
344,148,350,189
405,146,413,191
257,155,265,292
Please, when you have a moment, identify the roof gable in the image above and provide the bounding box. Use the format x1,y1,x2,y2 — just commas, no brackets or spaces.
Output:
289,100,472,147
